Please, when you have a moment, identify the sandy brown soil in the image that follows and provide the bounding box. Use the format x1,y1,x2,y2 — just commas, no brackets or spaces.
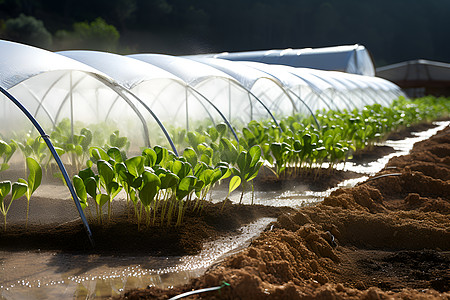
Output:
121,125,450,299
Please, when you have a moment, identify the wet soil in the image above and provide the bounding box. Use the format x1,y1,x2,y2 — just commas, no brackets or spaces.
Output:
122,125,450,299
0,201,293,256
254,167,364,192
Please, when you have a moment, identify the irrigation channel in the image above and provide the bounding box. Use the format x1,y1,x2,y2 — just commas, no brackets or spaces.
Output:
0,121,448,299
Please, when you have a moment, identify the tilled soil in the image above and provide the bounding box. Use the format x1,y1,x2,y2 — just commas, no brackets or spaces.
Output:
122,125,450,299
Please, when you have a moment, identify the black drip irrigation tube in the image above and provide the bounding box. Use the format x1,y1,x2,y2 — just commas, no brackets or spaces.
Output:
0,86,95,248
365,173,402,182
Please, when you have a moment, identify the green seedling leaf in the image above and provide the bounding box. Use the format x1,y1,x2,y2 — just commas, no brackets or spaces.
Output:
1,163,9,172
107,147,123,163
176,176,197,200
142,148,157,167
194,179,205,197
183,148,197,169
208,168,223,186
198,169,214,186
132,177,143,189
110,131,129,149
115,162,127,180
54,147,65,157
154,145,169,166
171,160,192,179
25,157,42,198
193,161,207,177
0,181,11,200
207,126,219,142
228,176,241,196
0,140,9,156
84,177,98,199
139,181,159,207
78,167,95,182
89,146,109,163
80,128,93,151
97,160,114,187
125,156,145,178
72,175,88,209
159,171,179,189
75,145,83,156
199,153,212,165
216,123,227,136
246,161,263,182
86,160,93,168
11,182,27,201
187,132,202,149
219,137,238,164
107,181,122,199
270,143,283,162
248,145,261,168
95,193,109,208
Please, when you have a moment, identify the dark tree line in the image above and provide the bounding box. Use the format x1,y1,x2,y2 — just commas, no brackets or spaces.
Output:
0,0,449,66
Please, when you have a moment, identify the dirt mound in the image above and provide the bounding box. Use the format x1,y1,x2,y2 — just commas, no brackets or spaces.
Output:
122,126,450,299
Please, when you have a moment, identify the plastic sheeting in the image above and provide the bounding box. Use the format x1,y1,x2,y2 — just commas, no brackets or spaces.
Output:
0,40,175,153
190,44,375,76
129,54,276,128
0,40,404,145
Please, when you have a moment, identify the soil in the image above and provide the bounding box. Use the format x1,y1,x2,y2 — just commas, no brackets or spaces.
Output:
254,167,364,192
1,121,449,299
120,124,450,299
0,201,293,256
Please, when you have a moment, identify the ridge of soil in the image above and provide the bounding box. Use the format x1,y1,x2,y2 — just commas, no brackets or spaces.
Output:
122,125,450,299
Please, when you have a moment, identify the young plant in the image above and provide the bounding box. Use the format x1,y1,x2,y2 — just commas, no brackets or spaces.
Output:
13,136,49,169
17,157,42,228
50,119,93,172
108,130,130,152
138,169,161,227
74,146,124,224
222,175,241,211
0,140,16,172
232,145,263,204
0,181,27,231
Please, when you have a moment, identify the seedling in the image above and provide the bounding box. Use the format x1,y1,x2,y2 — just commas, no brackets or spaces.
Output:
0,140,16,172
17,157,42,228
0,181,27,231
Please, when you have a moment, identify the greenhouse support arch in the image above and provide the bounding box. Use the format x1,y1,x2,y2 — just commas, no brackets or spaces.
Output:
0,85,94,247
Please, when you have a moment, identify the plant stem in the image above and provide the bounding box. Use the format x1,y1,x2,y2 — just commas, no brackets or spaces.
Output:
25,199,30,229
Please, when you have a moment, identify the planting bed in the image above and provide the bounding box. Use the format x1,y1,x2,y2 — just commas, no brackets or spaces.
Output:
0,121,448,299
122,124,450,299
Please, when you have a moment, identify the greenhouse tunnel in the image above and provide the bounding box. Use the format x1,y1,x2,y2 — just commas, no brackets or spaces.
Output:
0,41,180,242
57,50,216,155
0,40,113,244
129,54,281,135
185,57,298,122
203,44,376,76
0,41,180,155
242,62,341,113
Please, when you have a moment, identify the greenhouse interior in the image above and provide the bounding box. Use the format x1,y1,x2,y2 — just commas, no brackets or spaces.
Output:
0,38,429,237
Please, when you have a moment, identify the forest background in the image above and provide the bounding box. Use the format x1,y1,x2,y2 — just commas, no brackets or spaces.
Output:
0,0,449,67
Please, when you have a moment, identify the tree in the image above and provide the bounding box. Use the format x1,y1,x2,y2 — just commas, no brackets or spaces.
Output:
54,17,119,51
1,13,52,49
